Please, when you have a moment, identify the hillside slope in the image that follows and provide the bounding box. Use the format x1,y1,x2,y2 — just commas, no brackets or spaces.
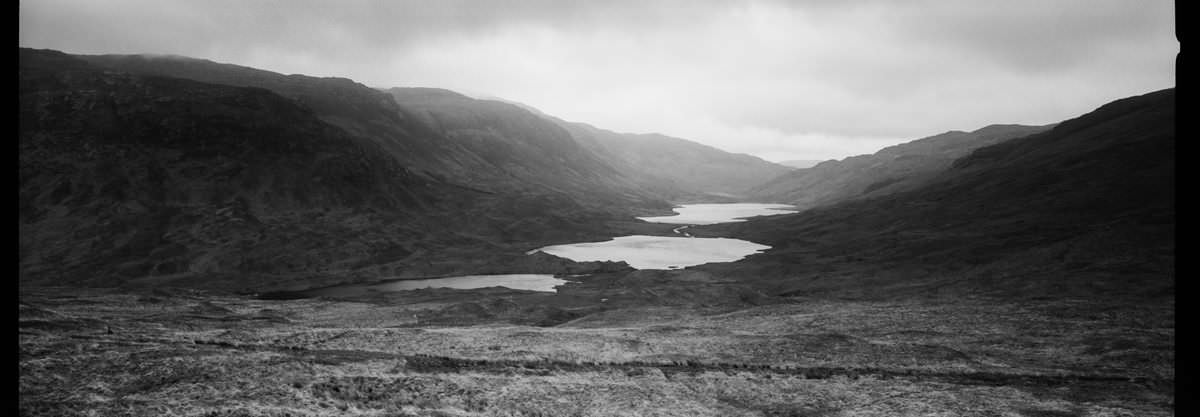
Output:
559,123,793,201
393,92,792,203
18,48,624,290
383,87,668,210
697,89,1174,300
777,159,825,169
488,102,791,201
77,53,667,213
750,124,1051,209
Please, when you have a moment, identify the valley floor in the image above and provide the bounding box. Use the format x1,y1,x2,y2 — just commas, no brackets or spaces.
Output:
19,286,1173,416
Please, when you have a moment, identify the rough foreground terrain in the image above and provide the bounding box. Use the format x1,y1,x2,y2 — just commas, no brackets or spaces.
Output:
20,286,1172,416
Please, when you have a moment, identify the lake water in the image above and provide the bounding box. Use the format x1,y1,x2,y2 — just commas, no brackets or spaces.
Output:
309,204,791,295
534,235,770,269
306,274,569,297
532,203,790,269
636,203,797,225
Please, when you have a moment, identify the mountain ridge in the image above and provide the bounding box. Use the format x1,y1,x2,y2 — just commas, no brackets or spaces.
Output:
749,123,1053,209
695,88,1174,300
444,94,793,201
19,48,642,290
75,51,667,213
19,47,793,290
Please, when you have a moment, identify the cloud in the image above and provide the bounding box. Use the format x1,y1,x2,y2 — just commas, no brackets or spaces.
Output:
19,0,1176,161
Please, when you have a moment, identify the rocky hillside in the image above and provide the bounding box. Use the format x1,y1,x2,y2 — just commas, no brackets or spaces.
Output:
558,123,793,201
698,89,1174,300
18,48,623,290
383,87,668,210
80,51,791,207
384,89,792,204
20,47,794,291
750,124,1051,210
483,103,789,201
77,52,673,214
76,53,456,176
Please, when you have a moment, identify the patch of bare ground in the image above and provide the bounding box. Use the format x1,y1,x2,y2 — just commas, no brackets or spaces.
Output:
20,287,1172,416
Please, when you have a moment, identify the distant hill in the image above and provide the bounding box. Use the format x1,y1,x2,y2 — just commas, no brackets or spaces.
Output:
492,102,790,201
557,123,792,201
777,159,825,169
433,94,791,201
750,124,1052,210
698,89,1174,300
382,87,669,210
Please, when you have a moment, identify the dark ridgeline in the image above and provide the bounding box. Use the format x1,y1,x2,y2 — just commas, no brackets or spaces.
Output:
74,52,659,211
18,48,788,291
383,87,789,203
699,88,1174,300
383,87,793,203
525,109,794,202
73,53,789,206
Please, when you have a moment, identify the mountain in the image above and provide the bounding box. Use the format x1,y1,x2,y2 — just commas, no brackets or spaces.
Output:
382,87,666,210
75,52,666,214
18,48,632,290
696,89,1174,300
77,52,790,209
467,106,784,203
777,159,825,169
387,91,791,202
20,47,793,291
20,48,429,287
555,123,792,201
750,124,1052,210
459,95,792,201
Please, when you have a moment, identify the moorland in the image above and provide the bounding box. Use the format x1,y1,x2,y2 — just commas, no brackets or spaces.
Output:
19,48,1174,416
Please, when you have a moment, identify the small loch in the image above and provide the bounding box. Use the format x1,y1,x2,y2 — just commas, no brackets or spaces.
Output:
530,203,794,270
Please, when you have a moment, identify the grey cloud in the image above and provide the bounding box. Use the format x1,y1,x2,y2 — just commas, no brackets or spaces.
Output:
877,0,1175,72
19,0,1177,161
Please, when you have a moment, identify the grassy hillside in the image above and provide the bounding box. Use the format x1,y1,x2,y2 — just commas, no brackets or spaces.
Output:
750,124,1051,210
697,89,1174,301
19,48,629,291
77,52,673,213
552,120,793,202
384,87,670,211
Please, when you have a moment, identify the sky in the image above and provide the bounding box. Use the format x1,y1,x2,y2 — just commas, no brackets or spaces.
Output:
20,0,1177,162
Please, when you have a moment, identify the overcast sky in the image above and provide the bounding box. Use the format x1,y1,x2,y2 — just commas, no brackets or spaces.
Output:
20,0,1176,162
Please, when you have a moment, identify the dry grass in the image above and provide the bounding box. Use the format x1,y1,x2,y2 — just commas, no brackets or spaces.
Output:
20,287,1173,416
